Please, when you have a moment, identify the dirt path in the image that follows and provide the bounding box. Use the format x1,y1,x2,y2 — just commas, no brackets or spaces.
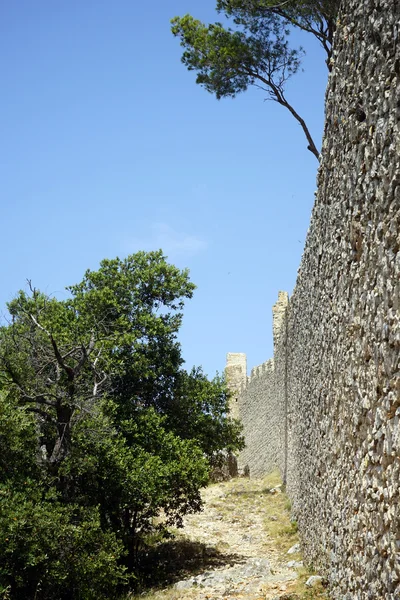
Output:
136,473,326,600
169,474,304,599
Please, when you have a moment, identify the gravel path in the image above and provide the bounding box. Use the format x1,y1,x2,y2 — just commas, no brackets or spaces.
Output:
172,477,302,600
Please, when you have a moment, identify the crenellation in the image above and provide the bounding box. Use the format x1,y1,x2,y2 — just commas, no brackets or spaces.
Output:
250,366,258,379
247,359,274,382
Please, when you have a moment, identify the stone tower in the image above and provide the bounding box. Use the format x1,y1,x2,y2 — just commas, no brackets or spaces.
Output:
225,352,247,420
272,291,289,352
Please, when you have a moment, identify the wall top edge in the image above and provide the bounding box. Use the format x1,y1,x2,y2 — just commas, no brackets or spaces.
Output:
226,352,247,365
249,358,274,381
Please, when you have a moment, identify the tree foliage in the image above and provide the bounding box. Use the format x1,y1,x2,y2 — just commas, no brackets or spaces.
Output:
0,251,243,599
0,390,126,600
168,368,244,465
171,0,341,159
217,0,339,61
0,483,126,600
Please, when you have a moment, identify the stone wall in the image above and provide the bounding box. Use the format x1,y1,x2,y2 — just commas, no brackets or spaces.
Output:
226,0,400,597
234,358,278,477
225,353,247,420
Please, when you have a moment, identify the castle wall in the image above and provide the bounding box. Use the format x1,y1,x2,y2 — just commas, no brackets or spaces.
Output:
227,0,400,597
235,359,281,478
225,353,247,420
285,2,400,596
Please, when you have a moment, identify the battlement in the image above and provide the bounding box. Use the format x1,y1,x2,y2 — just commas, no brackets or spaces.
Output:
249,358,274,381
226,355,275,397
225,350,280,478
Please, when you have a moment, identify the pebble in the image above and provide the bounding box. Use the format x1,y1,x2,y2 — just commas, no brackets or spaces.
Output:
305,575,324,587
286,560,303,568
287,543,301,554
174,557,271,591
173,477,302,599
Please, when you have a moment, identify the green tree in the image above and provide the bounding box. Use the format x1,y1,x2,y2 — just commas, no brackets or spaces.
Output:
0,252,196,470
0,485,126,600
59,405,209,571
0,392,126,600
0,251,243,597
171,0,340,159
0,391,39,483
167,368,244,466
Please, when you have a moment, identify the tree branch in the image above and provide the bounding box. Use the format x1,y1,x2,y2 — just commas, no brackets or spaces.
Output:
93,372,107,398
50,336,75,381
20,393,57,407
27,313,75,381
247,68,320,159
29,313,50,335
25,406,56,424
73,331,96,377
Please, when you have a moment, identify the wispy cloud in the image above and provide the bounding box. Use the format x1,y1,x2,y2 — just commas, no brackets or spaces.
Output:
125,223,208,259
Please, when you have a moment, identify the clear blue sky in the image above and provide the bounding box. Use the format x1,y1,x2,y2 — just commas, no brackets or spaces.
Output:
1,1,327,377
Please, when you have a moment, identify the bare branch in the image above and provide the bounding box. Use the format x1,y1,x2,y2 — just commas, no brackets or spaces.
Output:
243,67,320,159
73,331,96,377
93,372,107,398
26,312,75,381
29,313,50,335
93,348,102,369
269,0,293,7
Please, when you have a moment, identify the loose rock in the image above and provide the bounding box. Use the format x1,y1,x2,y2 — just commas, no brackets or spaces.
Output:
287,543,300,555
305,575,324,587
173,477,301,599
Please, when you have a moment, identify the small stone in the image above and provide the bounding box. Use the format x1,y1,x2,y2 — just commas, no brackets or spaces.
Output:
305,575,324,587
287,543,301,554
174,579,194,590
287,560,303,568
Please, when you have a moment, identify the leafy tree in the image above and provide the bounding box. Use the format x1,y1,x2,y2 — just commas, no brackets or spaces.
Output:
0,392,126,600
0,252,196,471
0,391,39,483
0,251,243,598
167,368,244,466
0,484,126,600
171,0,340,159
59,405,209,570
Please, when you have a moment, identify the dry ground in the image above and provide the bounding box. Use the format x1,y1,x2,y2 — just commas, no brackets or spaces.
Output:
131,472,329,600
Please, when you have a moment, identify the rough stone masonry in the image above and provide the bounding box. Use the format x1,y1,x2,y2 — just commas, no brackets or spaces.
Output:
227,0,400,598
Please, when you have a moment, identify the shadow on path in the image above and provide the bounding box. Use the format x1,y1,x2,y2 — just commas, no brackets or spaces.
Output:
136,538,246,590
